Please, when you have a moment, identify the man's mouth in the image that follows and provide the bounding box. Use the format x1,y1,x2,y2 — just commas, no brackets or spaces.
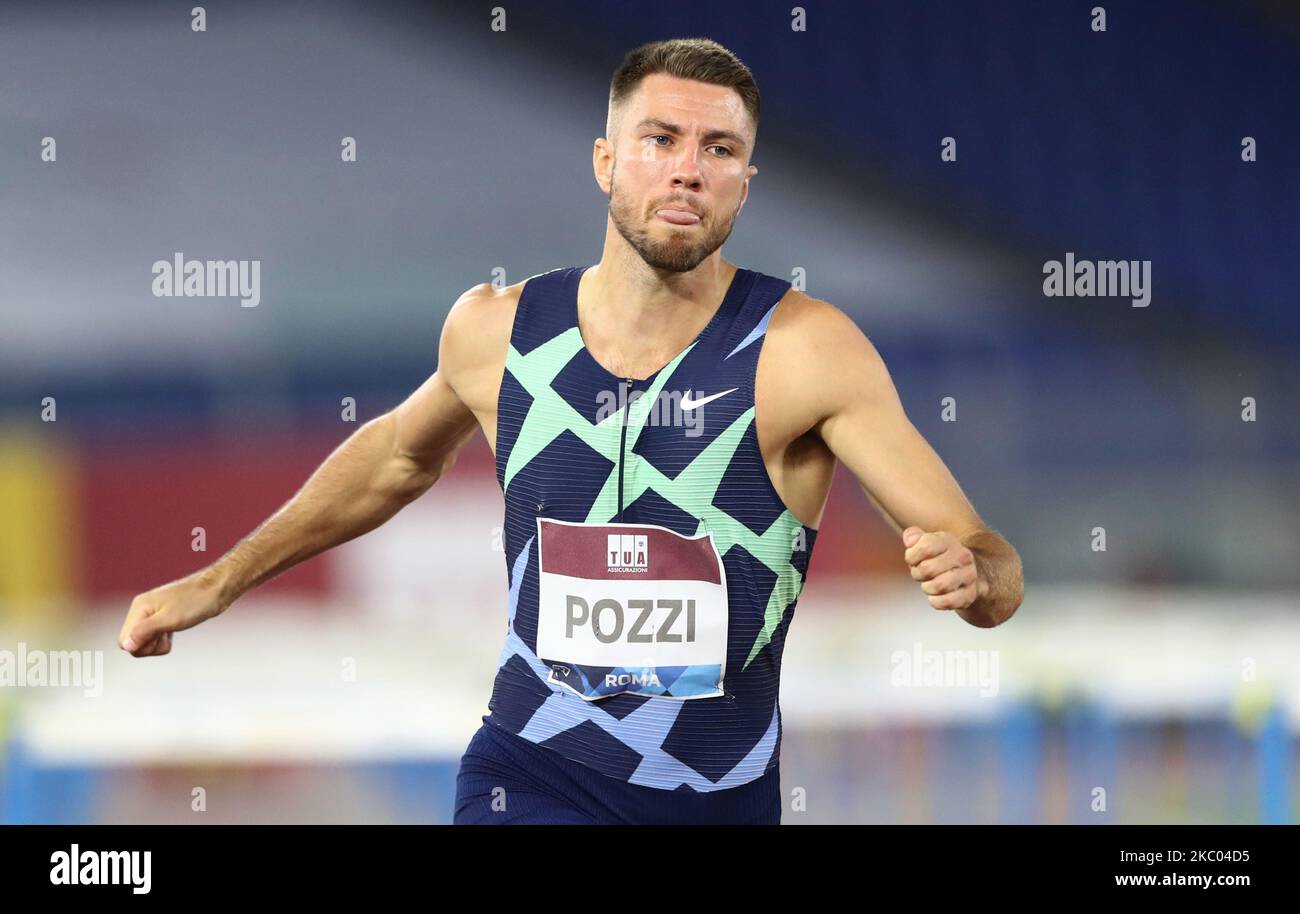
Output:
656,208,702,226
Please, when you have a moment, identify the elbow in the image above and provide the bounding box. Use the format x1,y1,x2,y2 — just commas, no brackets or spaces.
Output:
962,551,1024,629
369,414,445,504
960,596,1020,629
390,453,445,503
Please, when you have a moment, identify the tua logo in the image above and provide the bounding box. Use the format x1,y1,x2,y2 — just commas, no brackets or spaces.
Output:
607,534,648,572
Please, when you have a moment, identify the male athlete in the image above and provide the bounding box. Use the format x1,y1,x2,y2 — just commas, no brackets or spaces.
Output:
119,38,1023,824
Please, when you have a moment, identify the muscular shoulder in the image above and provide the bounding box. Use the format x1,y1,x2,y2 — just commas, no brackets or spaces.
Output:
760,288,895,435
438,279,523,410
764,288,868,360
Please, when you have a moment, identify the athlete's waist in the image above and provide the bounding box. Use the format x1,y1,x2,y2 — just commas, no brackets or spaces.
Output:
479,709,783,795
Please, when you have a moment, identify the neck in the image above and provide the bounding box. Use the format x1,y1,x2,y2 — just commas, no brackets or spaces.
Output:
578,224,737,378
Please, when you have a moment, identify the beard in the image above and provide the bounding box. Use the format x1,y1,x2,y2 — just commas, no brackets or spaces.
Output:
607,163,742,273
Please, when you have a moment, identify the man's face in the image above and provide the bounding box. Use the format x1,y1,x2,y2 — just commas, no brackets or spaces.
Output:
600,73,757,273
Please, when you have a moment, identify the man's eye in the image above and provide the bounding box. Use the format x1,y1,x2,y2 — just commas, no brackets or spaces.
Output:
646,136,730,157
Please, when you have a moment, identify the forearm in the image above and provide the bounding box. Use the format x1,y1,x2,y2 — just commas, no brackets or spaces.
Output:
202,413,439,607
957,529,1024,628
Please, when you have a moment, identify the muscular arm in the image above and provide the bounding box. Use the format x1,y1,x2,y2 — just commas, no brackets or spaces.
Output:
119,284,492,655
784,297,1023,628
210,283,507,606
208,368,478,607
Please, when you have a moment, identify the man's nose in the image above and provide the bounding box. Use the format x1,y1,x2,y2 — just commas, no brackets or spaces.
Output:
669,142,705,189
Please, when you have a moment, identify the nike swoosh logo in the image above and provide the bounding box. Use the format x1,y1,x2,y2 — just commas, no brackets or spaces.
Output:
680,387,738,410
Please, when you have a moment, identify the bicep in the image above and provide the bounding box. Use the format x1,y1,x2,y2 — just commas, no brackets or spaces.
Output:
387,292,492,478
389,368,479,477
816,324,984,538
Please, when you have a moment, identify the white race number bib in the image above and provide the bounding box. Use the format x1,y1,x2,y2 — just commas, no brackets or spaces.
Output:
535,518,729,700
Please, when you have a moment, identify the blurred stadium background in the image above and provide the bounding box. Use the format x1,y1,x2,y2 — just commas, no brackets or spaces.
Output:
1,0,1297,823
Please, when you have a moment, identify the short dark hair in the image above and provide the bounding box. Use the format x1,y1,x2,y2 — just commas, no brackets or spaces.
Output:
607,38,760,143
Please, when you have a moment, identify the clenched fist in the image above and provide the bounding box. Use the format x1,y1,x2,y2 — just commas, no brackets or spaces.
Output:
902,526,984,612
118,571,229,657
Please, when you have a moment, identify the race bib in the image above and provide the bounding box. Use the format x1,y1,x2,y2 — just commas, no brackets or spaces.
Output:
535,518,729,700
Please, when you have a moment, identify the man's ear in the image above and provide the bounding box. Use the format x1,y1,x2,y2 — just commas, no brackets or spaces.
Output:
738,164,757,210
593,137,613,195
